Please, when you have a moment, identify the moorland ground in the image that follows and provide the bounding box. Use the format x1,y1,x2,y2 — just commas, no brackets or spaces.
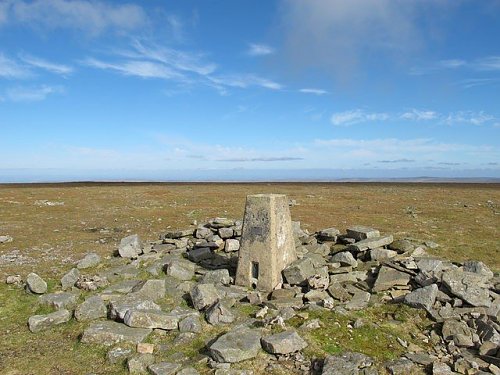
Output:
0,182,498,374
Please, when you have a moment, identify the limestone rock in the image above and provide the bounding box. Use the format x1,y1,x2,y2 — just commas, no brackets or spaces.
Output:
442,269,491,307
39,292,78,310
463,260,494,279
163,228,194,239
317,227,340,242
130,279,166,301
75,295,107,322
176,368,200,375
26,272,47,294
109,298,161,321
205,301,234,325
61,268,80,290
261,330,308,354
190,283,220,310
209,329,262,363
5,274,22,286
282,257,316,286
348,235,393,252
370,248,398,261
331,251,358,267
404,284,438,311
0,235,13,243
372,266,411,292
107,346,133,364
385,358,417,375
166,260,195,281
118,234,142,258
188,247,213,262
148,362,181,375
322,351,374,374
346,226,380,241
224,239,240,252
77,253,101,269
76,275,109,291
345,291,371,311
201,269,231,285
127,353,154,374
28,309,71,333
123,309,179,330
81,321,151,346
218,227,234,239
179,315,202,333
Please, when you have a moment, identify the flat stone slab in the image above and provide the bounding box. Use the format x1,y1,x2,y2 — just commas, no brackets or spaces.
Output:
346,226,380,241
322,351,374,375
442,269,491,307
123,309,179,330
28,309,71,333
81,321,152,346
348,235,393,252
148,362,182,375
372,266,411,292
209,329,262,363
38,292,79,310
261,330,308,354
404,284,438,311
109,298,161,320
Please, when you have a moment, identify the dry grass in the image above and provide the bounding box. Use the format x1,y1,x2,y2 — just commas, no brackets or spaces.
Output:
0,182,498,279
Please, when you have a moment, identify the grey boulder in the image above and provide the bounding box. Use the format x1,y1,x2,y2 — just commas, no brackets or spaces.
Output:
77,253,101,269
404,284,438,311
28,309,71,333
261,330,308,354
74,296,107,322
39,292,79,310
442,269,491,307
26,272,47,294
123,309,179,330
322,351,374,375
201,269,231,285
81,321,151,346
61,268,81,290
118,234,142,258
190,283,220,311
372,266,410,292
331,251,358,268
205,301,234,325
148,362,181,375
209,329,262,363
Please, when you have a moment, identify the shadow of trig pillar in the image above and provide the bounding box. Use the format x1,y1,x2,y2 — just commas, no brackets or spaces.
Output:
235,194,297,291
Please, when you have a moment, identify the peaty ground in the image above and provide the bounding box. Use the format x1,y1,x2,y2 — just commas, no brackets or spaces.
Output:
0,182,498,374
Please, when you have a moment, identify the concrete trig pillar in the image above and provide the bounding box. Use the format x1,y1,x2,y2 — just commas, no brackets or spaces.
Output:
235,194,297,291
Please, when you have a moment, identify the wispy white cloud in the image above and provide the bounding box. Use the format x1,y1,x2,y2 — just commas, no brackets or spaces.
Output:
19,53,73,76
315,138,493,155
0,54,31,79
411,55,500,75
83,39,282,94
130,40,217,76
217,156,303,162
474,56,500,71
331,109,389,126
82,57,184,80
458,78,500,89
208,74,283,91
247,43,274,56
299,88,328,95
400,109,438,121
5,0,147,36
331,108,497,127
5,85,64,101
443,111,495,126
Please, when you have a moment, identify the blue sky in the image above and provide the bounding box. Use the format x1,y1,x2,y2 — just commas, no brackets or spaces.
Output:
0,0,499,181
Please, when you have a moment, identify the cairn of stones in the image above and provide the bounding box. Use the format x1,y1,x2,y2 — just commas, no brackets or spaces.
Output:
7,194,500,375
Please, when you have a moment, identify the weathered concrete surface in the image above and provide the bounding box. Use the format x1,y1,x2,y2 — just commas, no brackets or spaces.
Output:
235,194,297,291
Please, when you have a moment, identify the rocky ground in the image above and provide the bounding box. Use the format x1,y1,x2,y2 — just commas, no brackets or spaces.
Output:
6,215,500,375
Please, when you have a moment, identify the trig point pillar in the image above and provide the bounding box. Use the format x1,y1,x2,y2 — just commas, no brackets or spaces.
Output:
235,194,297,291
